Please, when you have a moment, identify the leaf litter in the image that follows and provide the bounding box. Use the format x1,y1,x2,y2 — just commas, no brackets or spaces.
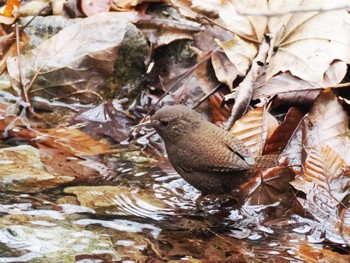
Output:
0,0,349,261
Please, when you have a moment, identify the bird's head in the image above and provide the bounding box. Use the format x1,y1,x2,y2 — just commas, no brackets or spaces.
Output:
149,105,202,142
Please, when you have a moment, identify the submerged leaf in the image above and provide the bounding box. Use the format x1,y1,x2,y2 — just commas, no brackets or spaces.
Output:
36,126,111,156
240,166,295,209
64,186,170,220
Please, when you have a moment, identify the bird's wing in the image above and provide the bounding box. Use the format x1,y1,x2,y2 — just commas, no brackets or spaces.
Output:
172,131,254,173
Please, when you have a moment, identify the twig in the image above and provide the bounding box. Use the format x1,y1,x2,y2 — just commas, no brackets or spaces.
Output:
192,83,222,110
236,3,350,17
331,82,350,89
14,23,41,118
175,70,195,104
199,16,261,44
168,0,261,44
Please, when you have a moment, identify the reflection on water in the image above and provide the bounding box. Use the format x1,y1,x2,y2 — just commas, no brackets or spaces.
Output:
0,158,342,262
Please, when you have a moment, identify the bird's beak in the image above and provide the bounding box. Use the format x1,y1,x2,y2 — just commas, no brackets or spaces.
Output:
133,119,152,129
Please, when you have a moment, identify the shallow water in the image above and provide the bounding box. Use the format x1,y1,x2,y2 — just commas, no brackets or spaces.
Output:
0,155,345,262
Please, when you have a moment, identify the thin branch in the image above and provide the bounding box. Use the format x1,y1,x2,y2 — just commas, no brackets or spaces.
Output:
199,16,261,44
236,3,350,17
192,83,222,110
331,82,350,89
168,0,261,44
15,23,41,118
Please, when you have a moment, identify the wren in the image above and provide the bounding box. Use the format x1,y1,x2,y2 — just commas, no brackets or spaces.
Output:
148,105,275,194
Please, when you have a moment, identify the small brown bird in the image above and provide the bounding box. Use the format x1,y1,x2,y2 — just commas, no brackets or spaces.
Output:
148,105,263,194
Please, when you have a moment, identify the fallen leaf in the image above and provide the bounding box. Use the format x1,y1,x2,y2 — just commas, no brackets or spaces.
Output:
209,88,232,124
217,0,267,75
0,27,29,75
297,245,350,263
111,0,151,11
71,100,133,143
254,72,322,101
191,0,220,17
7,12,137,104
266,0,350,85
230,107,278,156
264,107,304,155
81,0,111,16
278,121,303,170
240,166,295,209
136,14,202,48
64,185,170,219
224,36,270,127
219,0,350,107
211,50,239,91
36,127,111,156
39,146,116,183
289,92,350,243
195,51,219,94
304,91,350,164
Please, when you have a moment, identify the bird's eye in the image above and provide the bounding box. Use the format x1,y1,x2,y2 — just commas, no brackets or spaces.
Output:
160,120,169,126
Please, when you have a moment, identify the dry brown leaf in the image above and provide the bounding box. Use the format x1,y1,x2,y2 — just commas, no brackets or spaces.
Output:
290,92,350,243
7,12,137,103
219,0,350,105
254,61,344,103
278,121,303,169
297,245,350,263
0,117,111,157
0,29,29,75
304,91,350,164
291,145,348,206
217,0,267,75
81,0,111,16
254,72,322,100
230,107,278,156
211,50,238,91
323,61,348,87
209,89,232,124
266,0,350,85
191,0,220,17
195,51,219,94
136,15,201,48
